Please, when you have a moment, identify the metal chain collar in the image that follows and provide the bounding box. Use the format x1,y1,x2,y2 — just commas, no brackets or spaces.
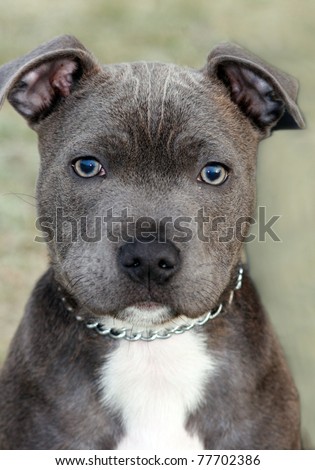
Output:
61,266,244,342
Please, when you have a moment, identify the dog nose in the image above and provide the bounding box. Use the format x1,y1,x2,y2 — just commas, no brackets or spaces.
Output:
118,238,181,285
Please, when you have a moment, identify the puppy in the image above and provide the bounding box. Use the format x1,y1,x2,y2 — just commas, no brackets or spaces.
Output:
0,36,304,449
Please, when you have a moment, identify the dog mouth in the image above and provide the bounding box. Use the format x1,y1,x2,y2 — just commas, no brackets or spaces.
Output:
64,267,243,338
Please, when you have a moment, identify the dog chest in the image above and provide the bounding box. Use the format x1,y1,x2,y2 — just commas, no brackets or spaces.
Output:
99,331,215,450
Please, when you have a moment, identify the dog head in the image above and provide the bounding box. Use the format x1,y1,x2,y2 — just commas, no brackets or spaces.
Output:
0,35,304,327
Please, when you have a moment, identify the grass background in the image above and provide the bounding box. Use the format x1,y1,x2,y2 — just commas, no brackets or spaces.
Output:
0,0,314,446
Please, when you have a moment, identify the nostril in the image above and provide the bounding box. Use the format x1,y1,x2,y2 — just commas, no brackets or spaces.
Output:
123,257,141,268
158,259,174,270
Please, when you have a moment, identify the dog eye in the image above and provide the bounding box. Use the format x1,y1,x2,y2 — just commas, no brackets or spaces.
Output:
72,158,105,178
198,163,229,186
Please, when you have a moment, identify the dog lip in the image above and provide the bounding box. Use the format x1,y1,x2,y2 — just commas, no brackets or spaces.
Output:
130,301,166,311
118,302,172,328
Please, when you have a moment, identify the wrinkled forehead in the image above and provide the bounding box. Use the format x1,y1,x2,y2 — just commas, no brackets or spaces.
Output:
106,61,207,105
111,61,207,100
39,60,255,168
98,62,255,165
101,61,222,137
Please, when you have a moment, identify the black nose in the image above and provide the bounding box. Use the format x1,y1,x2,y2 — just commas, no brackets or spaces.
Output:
118,238,181,285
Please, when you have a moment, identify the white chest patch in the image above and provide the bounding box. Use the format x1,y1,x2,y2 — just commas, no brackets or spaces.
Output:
99,331,215,450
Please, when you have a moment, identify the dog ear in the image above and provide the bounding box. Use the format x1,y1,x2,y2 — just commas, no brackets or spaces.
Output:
206,43,305,136
0,35,101,125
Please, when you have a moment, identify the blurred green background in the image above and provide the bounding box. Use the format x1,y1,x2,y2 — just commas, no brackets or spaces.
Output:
0,0,314,447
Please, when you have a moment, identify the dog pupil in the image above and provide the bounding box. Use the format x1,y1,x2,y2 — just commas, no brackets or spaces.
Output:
81,160,95,174
206,165,221,181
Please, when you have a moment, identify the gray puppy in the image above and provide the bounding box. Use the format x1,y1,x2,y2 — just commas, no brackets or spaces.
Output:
0,36,304,449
